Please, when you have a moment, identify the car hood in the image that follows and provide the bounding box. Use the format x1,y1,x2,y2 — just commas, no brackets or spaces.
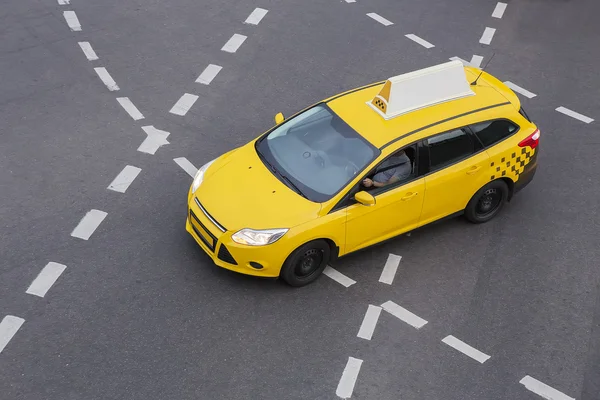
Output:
195,143,322,232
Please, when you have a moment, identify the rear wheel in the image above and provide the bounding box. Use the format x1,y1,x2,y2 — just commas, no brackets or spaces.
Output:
465,180,509,223
280,240,331,287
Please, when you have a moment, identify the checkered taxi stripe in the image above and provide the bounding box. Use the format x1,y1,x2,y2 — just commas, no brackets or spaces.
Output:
490,147,536,182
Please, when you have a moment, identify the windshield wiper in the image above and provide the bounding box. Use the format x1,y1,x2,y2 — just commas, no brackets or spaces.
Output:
279,174,308,199
256,148,308,199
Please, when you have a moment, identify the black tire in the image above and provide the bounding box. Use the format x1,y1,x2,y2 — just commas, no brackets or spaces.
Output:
464,180,509,224
280,240,331,287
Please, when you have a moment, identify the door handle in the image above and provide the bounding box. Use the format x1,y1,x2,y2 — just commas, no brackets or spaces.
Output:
401,192,418,201
466,165,481,175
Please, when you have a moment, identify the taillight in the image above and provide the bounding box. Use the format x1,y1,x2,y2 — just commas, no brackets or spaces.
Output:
518,129,540,149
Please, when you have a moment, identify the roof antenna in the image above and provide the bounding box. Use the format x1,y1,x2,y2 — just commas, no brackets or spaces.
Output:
470,52,496,86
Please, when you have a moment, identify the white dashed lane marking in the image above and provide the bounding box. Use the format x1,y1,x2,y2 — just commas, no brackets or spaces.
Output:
245,8,268,25
323,266,356,287
26,262,67,298
345,0,356,3
492,2,508,18
357,305,382,340
107,165,142,193
504,81,537,98
441,335,491,364
449,56,472,66
196,64,223,85
221,34,247,53
71,209,108,240
58,0,70,4
63,11,81,31
138,126,170,154
519,376,575,400
405,34,435,49
470,55,483,68
366,13,393,26
78,42,98,60
94,67,120,91
381,301,428,329
336,357,363,399
379,253,401,285
479,27,496,45
174,157,198,178
0,316,25,355
170,93,199,116
117,97,145,120
556,106,594,123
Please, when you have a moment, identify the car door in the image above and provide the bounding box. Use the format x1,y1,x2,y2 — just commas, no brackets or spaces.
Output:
343,144,425,254
419,127,490,226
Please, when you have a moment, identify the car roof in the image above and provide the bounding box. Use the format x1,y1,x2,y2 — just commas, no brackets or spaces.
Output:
327,66,518,150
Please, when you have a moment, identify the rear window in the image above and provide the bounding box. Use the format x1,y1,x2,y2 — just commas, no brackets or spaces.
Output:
427,128,476,171
470,119,518,148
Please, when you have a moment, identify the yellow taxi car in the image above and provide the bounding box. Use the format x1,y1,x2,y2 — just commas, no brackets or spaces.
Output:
186,60,540,287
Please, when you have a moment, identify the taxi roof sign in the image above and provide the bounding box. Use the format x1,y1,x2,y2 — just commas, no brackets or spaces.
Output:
368,60,475,120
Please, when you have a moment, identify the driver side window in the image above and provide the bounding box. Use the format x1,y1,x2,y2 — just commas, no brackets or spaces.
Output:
361,144,417,195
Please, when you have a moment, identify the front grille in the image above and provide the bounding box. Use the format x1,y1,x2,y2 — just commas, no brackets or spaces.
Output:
218,244,237,265
190,209,217,251
194,197,226,232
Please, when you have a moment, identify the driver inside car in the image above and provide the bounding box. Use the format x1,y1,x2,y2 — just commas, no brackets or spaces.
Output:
362,149,412,189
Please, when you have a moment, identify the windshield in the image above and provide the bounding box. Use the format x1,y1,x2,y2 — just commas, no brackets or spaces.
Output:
256,104,379,202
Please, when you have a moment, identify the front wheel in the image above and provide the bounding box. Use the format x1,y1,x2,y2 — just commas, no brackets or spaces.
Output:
464,180,509,223
280,240,331,287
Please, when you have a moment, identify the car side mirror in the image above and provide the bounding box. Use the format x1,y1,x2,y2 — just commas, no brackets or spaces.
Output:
274,112,285,125
355,191,376,206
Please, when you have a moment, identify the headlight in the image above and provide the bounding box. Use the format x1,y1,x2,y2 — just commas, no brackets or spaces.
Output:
231,228,289,246
191,159,216,193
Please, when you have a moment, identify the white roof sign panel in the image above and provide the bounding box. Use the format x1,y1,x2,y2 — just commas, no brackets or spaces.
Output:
368,60,475,120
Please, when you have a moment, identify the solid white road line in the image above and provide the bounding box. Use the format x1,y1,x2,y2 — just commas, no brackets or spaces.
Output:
379,253,401,285
221,34,247,53
245,8,268,25
323,266,356,288
441,335,490,363
357,305,382,340
519,376,575,400
381,300,428,329
174,157,198,178
26,262,67,298
58,0,71,4
63,11,81,31
405,34,435,49
107,165,142,193
492,2,508,18
366,13,393,26
116,97,144,120
479,27,496,45
0,316,25,354
504,81,537,98
94,67,119,91
556,106,594,124
138,126,170,154
71,209,107,240
78,42,98,60
470,55,484,68
170,93,199,116
336,357,363,399
196,64,223,85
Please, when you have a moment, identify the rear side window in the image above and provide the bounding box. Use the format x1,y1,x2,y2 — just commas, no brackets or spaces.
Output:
427,128,475,171
471,119,518,148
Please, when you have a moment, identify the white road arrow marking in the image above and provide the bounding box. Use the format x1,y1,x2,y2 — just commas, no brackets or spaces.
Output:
138,126,170,155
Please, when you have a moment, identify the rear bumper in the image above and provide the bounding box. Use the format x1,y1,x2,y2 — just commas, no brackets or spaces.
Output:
186,198,287,278
514,147,538,195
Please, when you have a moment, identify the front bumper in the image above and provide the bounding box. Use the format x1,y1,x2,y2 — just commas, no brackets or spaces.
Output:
185,197,288,278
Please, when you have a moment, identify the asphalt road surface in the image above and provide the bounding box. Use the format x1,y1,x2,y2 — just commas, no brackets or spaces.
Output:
1,0,599,399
